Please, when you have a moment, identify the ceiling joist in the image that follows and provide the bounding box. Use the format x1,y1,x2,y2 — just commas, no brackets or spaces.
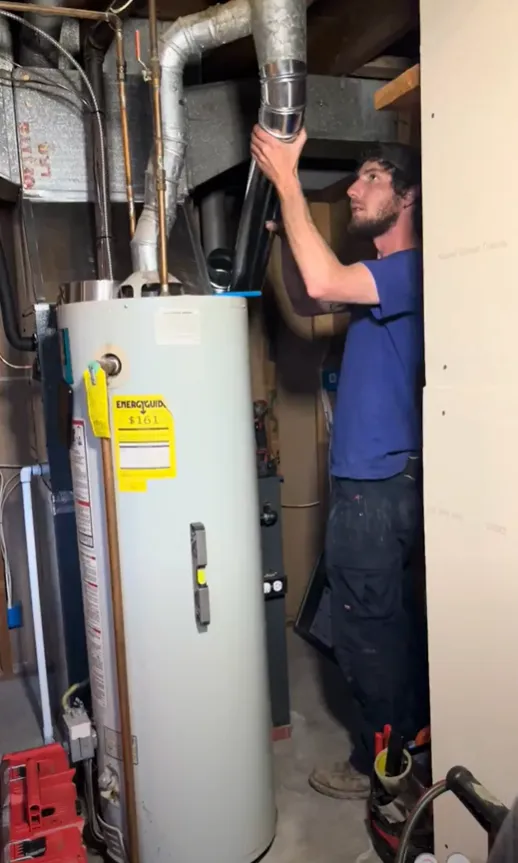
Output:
307,0,419,76
374,62,420,111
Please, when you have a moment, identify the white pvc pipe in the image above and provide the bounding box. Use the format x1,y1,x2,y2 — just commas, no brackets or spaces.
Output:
21,463,53,745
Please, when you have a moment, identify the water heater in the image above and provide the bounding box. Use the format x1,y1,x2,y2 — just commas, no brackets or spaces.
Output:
57,287,276,863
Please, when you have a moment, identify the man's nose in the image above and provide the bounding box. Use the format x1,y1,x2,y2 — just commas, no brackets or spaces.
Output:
348,179,360,200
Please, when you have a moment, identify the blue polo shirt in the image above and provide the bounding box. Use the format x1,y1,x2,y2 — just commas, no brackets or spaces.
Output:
330,249,424,480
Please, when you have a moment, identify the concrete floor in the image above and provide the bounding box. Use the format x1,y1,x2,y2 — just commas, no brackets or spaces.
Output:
0,632,375,862
264,631,374,863
0,674,44,757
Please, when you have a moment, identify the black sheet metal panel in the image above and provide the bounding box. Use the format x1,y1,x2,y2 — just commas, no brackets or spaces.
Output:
33,301,88,689
259,476,291,729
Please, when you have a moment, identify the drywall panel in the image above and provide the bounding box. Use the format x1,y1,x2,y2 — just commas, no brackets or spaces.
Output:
420,0,518,859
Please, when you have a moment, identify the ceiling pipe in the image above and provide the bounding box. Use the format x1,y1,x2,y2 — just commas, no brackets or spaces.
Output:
19,0,66,66
131,0,308,285
231,0,307,294
131,0,252,278
200,190,229,258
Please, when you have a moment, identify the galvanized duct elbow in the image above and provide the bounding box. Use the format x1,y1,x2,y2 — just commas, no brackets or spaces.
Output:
131,0,252,277
231,0,307,293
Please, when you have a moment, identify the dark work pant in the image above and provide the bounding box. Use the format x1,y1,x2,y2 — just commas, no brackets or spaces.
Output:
326,463,429,775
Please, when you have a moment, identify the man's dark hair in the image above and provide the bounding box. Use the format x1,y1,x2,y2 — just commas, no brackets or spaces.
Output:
358,142,421,197
357,142,422,236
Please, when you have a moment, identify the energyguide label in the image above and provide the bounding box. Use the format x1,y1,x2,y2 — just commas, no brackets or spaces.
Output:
112,395,176,493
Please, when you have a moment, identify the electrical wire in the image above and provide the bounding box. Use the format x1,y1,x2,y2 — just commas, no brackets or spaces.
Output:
0,56,93,111
61,678,89,713
108,0,135,14
84,757,126,857
0,352,32,370
0,472,21,608
0,9,113,281
84,758,105,845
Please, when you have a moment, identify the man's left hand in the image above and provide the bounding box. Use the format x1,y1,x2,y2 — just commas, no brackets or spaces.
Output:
251,124,307,194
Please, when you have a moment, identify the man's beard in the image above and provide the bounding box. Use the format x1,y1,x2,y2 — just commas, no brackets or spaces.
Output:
348,206,399,240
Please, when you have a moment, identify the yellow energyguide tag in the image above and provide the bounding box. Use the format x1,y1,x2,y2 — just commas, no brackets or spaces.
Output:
112,395,176,493
84,364,111,439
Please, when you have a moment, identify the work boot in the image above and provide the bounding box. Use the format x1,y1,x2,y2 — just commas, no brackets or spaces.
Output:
308,761,370,800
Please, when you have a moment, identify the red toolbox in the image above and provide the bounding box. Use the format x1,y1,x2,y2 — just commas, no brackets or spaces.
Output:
1,743,86,863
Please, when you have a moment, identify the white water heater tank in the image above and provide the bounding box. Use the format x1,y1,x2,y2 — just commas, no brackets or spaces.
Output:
57,292,276,863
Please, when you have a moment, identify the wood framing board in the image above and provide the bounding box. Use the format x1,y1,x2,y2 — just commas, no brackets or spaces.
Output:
374,63,420,111
421,0,518,859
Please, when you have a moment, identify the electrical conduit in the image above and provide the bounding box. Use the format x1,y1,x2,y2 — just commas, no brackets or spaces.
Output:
21,463,53,744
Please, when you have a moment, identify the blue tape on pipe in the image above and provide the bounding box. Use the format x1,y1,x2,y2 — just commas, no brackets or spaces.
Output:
7,602,22,629
214,291,262,298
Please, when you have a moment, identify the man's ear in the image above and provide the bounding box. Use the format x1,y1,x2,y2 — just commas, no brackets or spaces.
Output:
402,185,419,208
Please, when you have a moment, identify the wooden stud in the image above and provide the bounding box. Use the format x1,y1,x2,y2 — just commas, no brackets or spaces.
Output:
374,63,420,112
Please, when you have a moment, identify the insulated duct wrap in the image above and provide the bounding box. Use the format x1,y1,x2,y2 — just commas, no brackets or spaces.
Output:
131,0,252,275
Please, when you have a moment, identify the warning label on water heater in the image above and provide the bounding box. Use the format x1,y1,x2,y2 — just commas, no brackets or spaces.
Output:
70,419,94,548
112,395,176,493
78,549,107,710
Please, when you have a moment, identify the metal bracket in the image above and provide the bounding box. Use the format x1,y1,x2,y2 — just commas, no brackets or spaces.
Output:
51,490,74,515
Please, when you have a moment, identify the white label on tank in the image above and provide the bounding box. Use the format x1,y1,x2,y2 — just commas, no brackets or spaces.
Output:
154,308,200,345
103,726,139,765
79,549,107,709
70,419,94,549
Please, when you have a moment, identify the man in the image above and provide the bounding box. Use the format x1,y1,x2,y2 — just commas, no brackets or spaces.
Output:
251,125,427,799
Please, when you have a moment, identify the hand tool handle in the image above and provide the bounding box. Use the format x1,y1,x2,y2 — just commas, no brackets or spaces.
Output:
446,766,509,838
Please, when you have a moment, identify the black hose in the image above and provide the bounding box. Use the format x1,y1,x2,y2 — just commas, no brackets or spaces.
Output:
231,161,279,294
0,237,34,353
83,31,114,279
395,780,447,863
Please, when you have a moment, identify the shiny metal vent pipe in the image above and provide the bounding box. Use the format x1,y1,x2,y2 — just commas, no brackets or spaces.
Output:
251,0,307,140
131,0,252,277
231,0,307,293
132,0,307,283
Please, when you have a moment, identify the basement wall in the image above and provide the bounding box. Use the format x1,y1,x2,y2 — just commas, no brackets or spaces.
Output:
420,0,518,858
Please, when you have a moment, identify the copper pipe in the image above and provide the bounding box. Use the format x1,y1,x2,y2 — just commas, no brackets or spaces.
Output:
0,1,113,20
100,423,140,863
114,22,136,238
148,0,168,293
1,0,135,249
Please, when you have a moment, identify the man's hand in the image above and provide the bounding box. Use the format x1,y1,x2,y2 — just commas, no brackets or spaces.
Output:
251,124,307,195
